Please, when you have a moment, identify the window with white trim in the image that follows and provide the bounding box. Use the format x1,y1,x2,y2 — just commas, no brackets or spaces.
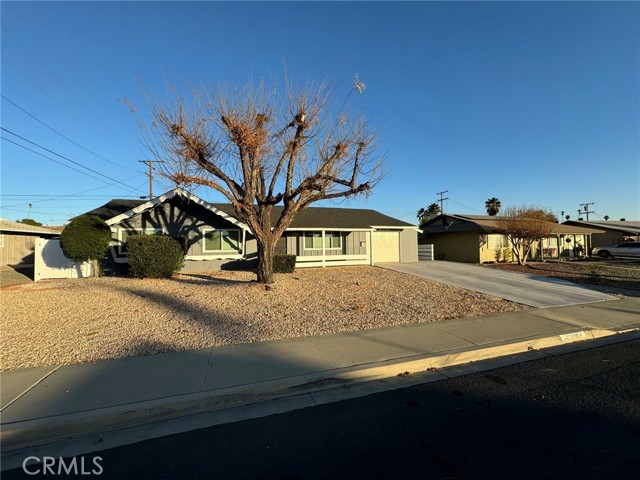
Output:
117,228,163,255
303,231,343,250
488,234,508,249
203,229,241,254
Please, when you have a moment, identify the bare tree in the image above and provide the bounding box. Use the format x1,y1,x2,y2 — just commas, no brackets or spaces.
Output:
495,206,556,266
140,75,382,283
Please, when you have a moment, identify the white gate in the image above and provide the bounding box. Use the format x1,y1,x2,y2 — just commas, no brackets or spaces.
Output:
35,239,92,282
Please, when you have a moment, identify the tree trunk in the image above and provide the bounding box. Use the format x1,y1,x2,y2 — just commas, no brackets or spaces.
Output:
256,237,275,284
92,258,100,277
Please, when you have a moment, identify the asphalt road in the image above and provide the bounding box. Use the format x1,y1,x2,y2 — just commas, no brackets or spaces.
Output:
6,339,640,479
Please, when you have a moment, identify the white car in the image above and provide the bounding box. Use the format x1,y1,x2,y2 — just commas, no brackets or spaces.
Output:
591,242,640,259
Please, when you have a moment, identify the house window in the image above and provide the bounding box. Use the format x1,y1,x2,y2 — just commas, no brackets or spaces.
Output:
117,228,162,255
488,234,508,249
303,231,343,250
304,232,323,250
203,229,241,253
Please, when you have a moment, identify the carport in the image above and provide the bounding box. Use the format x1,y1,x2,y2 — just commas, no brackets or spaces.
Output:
381,261,616,308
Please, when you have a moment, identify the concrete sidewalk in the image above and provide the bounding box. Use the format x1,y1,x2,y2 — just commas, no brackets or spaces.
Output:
2,296,639,470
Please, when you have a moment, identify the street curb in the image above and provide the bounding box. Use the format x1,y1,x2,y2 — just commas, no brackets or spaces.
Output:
2,326,639,456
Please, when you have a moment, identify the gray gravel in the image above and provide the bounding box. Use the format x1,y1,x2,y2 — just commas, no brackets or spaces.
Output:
0,266,530,371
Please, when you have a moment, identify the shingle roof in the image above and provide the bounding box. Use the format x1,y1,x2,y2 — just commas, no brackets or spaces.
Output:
83,199,146,220
0,218,60,236
563,220,640,235
422,214,604,235
82,190,415,229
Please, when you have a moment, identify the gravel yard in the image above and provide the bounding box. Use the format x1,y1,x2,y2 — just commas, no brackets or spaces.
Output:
0,266,529,371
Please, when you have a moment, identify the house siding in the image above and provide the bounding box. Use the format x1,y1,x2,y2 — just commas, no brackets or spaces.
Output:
399,229,418,262
287,231,368,257
0,233,39,266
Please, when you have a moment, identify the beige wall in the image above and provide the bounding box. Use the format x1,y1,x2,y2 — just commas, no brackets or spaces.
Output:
0,233,38,266
399,229,418,262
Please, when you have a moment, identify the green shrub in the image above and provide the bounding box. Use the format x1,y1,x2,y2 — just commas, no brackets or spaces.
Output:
60,215,112,269
127,235,184,278
273,254,296,273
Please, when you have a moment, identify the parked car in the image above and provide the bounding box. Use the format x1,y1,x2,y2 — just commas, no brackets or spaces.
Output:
591,242,640,259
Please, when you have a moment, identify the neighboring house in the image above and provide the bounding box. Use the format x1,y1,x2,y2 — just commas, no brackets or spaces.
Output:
81,188,419,271
562,220,640,247
420,214,604,263
0,218,60,267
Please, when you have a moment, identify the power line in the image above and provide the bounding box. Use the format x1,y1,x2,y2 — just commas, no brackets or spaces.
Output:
1,127,143,189
2,24,142,157
0,174,145,209
447,198,485,214
8,4,143,149
1,94,137,172
2,136,120,186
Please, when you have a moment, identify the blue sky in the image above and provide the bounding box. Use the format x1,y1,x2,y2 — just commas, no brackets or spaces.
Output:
2,1,639,226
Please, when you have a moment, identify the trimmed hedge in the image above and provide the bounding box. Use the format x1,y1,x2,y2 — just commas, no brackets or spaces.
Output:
273,254,296,273
60,215,112,263
127,235,184,279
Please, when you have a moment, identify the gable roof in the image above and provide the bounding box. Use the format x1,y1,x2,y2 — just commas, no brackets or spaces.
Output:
83,188,415,231
0,218,60,236
563,220,640,235
422,214,604,235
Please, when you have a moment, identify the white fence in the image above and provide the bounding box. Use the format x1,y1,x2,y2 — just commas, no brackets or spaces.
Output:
295,254,370,268
418,244,434,261
35,239,92,282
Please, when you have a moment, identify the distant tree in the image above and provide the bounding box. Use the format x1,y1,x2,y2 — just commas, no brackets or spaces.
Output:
604,215,610,221
417,203,441,223
485,197,502,216
59,215,112,277
17,218,43,227
495,206,556,266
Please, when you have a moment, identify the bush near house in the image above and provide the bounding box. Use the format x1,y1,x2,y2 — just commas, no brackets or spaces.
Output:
60,215,112,276
273,254,296,273
128,235,184,279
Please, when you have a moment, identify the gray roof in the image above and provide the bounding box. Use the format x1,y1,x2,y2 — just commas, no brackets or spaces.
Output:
84,199,146,220
563,220,640,235
0,218,60,236
422,214,604,235
83,194,414,229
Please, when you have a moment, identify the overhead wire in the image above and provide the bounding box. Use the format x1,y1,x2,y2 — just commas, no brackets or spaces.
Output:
2,24,142,157
1,95,138,172
1,127,144,190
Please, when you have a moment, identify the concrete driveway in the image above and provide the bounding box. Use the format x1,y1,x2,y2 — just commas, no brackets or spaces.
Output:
380,261,617,308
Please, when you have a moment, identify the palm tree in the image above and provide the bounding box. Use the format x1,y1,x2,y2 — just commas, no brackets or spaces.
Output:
417,203,441,224
485,197,502,216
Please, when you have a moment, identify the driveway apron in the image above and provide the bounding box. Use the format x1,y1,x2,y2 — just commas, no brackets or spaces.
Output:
380,261,617,308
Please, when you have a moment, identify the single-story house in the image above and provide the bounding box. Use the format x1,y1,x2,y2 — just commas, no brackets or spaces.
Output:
82,188,419,271
0,218,60,267
419,214,604,263
562,220,640,247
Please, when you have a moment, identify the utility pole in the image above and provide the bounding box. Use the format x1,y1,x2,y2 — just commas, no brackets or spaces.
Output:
579,202,594,221
437,190,448,214
138,160,165,199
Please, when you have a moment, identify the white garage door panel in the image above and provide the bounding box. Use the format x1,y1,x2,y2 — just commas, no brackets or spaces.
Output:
373,232,400,263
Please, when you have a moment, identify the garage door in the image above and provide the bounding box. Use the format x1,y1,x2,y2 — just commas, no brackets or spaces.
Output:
372,231,400,263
